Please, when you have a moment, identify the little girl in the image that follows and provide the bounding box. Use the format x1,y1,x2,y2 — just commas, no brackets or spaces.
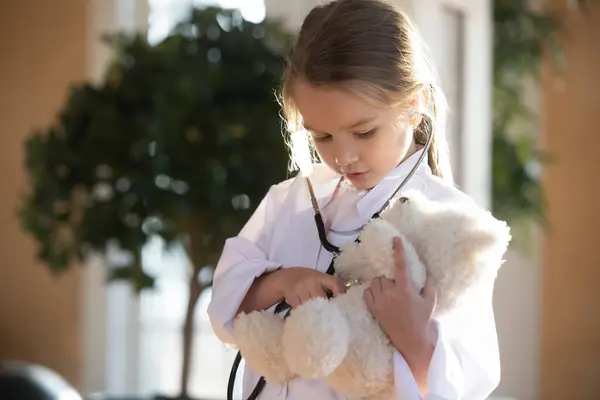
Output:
208,0,501,398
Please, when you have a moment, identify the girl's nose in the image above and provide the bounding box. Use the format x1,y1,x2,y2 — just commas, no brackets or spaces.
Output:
335,148,359,168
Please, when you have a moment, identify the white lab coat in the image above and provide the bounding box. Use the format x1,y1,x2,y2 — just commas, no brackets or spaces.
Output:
207,150,501,400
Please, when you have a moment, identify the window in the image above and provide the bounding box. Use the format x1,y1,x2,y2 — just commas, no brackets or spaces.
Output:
148,0,266,44
142,3,263,399
138,237,243,398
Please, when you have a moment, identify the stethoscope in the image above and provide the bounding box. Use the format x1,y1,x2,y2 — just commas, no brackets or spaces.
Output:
227,133,432,400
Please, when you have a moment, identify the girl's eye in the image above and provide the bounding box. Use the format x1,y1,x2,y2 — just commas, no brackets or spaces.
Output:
355,128,377,138
311,128,376,143
312,134,332,143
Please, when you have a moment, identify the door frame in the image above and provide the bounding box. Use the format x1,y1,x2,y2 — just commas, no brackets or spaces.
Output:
410,0,493,209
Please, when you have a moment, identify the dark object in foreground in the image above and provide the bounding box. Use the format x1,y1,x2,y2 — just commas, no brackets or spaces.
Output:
0,361,82,400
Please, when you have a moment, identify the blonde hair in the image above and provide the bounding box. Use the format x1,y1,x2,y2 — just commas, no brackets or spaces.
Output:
280,0,453,182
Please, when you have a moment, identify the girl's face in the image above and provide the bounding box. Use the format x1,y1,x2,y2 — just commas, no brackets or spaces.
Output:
292,81,416,190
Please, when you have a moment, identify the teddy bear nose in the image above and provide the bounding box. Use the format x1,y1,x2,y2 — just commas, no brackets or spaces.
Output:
399,196,409,203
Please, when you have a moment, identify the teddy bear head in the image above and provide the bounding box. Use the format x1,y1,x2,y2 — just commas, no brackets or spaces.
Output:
334,190,511,312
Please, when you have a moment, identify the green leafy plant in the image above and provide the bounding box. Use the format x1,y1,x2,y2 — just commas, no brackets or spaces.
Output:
18,6,293,398
491,0,563,228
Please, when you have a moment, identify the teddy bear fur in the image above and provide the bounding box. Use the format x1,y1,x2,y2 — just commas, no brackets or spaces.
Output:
233,189,511,398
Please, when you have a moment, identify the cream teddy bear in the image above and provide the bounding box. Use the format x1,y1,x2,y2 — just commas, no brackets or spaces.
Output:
233,190,511,398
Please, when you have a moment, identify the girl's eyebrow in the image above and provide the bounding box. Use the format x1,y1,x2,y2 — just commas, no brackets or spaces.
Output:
304,116,377,133
345,116,377,129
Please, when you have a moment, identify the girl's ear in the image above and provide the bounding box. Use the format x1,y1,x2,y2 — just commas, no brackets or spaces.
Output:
408,97,423,128
407,85,428,127
414,84,430,112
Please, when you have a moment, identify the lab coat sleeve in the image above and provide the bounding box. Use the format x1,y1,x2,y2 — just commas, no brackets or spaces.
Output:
393,270,501,400
207,184,286,347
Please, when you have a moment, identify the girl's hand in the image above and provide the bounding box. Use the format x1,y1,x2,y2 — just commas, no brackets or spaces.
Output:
364,237,438,387
277,267,347,308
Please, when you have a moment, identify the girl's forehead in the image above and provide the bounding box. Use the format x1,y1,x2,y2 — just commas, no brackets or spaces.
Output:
292,81,390,134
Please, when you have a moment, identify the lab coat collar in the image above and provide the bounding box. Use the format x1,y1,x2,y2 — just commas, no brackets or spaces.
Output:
356,149,430,219
301,149,430,219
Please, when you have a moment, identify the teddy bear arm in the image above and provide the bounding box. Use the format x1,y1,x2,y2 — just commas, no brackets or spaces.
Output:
233,310,294,383
282,297,350,379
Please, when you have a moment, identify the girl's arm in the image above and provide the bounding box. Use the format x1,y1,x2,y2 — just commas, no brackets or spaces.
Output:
237,266,347,315
363,236,500,399
384,181,502,399
207,180,345,345
392,271,500,399
236,268,285,315
364,191,501,399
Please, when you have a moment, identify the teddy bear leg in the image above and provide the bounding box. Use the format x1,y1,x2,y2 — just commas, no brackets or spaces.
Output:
233,311,294,383
323,284,396,399
281,297,350,379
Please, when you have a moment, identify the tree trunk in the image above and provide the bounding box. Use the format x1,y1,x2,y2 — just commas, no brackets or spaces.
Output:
180,267,203,399
179,215,206,399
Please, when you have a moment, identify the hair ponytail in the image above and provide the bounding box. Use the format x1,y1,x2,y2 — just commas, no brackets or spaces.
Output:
413,84,454,182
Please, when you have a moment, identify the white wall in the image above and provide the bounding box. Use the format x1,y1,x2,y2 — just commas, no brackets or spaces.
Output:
494,239,541,400
491,84,543,400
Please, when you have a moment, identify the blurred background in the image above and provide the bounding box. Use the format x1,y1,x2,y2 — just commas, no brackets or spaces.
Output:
0,0,598,399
